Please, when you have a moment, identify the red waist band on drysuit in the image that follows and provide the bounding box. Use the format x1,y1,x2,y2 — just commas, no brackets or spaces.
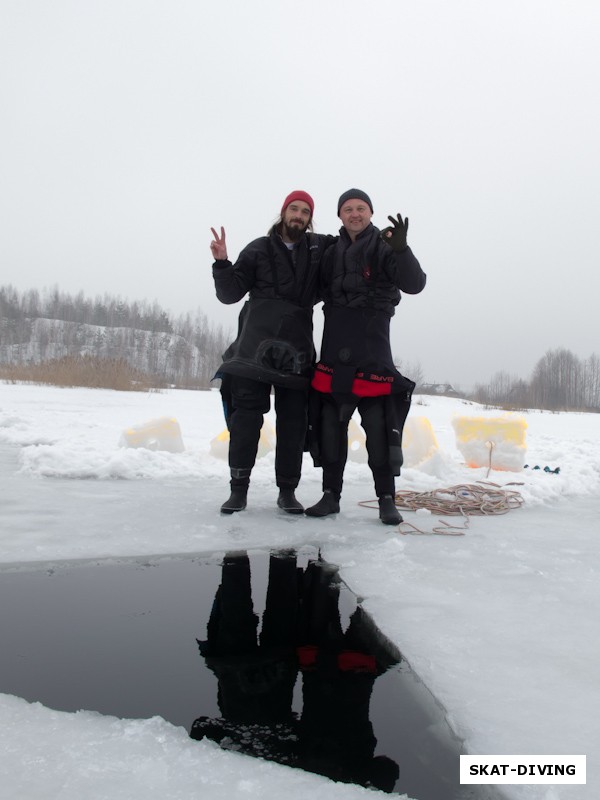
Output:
311,363,393,397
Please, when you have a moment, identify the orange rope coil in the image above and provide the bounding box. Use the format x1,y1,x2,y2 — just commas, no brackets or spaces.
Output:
359,481,524,536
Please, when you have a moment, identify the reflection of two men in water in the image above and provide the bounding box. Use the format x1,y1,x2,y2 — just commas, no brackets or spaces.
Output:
190,550,400,793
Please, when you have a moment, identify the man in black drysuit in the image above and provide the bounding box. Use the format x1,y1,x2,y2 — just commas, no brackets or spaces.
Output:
306,189,427,525
210,191,334,514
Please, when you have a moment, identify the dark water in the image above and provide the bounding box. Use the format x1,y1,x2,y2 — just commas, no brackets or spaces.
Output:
0,549,498,799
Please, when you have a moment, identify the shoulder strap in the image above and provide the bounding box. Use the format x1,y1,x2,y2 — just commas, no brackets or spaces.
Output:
365,237,381,309
297,233,321,307
266,235,281,298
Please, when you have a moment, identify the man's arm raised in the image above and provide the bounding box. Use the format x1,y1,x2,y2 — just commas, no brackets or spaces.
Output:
210,226,228,261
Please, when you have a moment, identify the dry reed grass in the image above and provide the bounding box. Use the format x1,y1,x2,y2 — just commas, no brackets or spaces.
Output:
0,355,166,392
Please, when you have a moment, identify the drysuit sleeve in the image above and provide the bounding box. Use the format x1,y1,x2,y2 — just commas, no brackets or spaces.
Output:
212,242,258,304
381,245,427,295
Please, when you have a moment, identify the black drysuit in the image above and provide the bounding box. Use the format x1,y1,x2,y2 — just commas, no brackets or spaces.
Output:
213,230,333,489
309,223,426,498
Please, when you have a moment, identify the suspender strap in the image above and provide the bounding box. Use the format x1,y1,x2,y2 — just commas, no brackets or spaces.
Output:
266,236,281,298
365,239,380,309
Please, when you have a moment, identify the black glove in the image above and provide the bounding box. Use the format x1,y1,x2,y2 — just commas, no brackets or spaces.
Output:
380,213,409,252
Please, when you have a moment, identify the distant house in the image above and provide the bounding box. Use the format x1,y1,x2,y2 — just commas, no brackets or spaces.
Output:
416,382,461,398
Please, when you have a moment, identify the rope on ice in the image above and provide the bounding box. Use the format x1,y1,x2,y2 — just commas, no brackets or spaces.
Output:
359,481,525,536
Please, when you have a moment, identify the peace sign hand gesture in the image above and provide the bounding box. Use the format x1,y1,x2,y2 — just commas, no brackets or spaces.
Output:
210,227,228,261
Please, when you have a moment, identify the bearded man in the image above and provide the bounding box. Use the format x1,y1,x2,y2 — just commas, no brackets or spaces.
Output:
210,191,334,514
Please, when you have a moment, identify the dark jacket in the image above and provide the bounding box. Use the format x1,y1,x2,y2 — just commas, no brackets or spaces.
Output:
320,223,426,315
317,223,426,382
213,230,334,389
308,224,427,472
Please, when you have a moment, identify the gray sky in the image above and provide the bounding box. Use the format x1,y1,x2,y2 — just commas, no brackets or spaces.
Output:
2,0,599,389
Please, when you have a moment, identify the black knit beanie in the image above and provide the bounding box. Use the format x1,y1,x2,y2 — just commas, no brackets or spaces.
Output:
337,189,373,215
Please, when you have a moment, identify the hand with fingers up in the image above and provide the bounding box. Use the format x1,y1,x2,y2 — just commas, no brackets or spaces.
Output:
210,227,228,261
380,213,409,252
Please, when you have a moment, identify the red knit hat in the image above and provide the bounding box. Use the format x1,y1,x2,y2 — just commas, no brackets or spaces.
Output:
281,190,314,217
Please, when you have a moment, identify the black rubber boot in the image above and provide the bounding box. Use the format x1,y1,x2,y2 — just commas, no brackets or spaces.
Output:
305,490,340,518
277,489,304,514
378,495,402,525
220,487,248,514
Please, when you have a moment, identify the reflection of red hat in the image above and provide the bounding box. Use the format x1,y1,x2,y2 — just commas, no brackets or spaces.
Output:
281,190,314,217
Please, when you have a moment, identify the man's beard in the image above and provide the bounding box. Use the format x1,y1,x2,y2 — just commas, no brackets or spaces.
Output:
283,220,306,242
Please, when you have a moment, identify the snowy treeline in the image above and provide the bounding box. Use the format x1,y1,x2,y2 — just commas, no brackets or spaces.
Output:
0,286,231,388
473,348,600,411
3,286,599,409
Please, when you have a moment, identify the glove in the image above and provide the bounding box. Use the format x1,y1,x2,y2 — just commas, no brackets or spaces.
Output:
380,213,409,252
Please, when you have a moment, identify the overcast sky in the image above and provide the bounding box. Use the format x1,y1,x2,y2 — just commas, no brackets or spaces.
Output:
2,0,599,389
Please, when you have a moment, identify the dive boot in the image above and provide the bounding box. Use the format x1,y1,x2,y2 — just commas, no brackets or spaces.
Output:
277,489,304,514
220,488,248,514
305,490,340,517
378,494,402,525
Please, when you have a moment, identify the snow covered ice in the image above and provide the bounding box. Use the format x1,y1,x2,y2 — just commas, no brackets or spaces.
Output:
1,382,599,800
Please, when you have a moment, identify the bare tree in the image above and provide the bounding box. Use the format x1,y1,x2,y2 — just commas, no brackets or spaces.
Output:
530,348,582,410
581,354,600,410
394,358,425,386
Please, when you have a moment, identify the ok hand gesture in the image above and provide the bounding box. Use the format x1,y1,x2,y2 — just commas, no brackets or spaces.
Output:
380,213,409,252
